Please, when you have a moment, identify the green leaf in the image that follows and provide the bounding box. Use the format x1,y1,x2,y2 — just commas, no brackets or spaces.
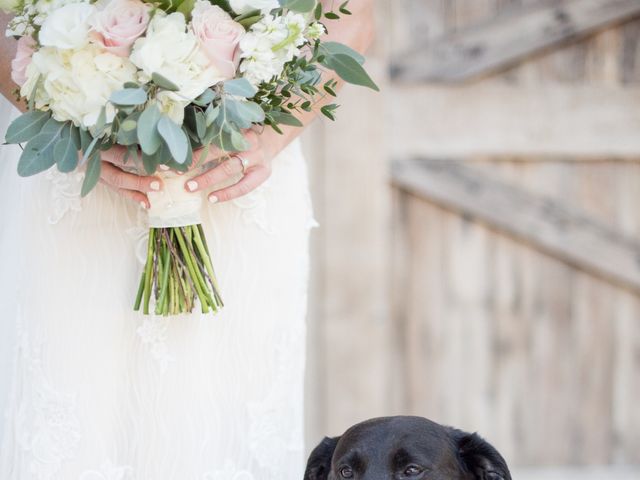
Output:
230,128,250,151
5,111,50,144
279,0,316,13
177,0,196,18
142,150,158,174
82,135,100,164
339,1,351,14
320,41,365,65
152,72,180,92
69,125,81,149
269,111,304,127
193,88,216,106
110,88,148,106
314,1,322,19
195,110,206,139
238,15,262,28
17,132,59,176
54,135,79,173
137,104,163,155
324,11,339,20
205,105,220,126
157,116,188,164
81,150,101,197
225,99,265,128
324,53,379,91
223,78,257,98
321,104,338,121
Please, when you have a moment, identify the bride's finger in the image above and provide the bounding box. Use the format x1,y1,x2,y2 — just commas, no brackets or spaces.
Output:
207,166,271,203
184,155,246,192
100,161,163,193
99,179,150,209
100,145,130,168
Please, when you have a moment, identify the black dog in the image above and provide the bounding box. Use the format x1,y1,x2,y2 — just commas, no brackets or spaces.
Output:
304,416,511,480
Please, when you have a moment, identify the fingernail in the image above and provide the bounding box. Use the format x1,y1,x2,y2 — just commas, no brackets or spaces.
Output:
187,180,198,192
209,195,218,204
159,165,170,171
140,201,148,209
150,181,161,191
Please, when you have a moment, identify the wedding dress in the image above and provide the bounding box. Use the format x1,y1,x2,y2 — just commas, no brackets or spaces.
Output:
0,96,316,479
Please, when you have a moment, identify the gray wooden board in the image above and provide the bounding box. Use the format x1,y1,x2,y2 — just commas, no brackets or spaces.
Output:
391,158,640,294
391,0,640,82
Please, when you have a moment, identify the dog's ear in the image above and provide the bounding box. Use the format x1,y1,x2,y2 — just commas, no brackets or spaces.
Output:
454,431,511,480
304,436,340,480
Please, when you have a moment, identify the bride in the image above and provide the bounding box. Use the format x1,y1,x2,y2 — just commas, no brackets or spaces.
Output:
0,1,374,478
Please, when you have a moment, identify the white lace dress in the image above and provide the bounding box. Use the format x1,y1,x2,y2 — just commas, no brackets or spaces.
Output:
0,98,316,479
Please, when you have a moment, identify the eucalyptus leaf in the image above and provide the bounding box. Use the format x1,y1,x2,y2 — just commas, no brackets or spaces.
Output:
41,117,65,135
17,133,60,177
193,88,216,106
278,0,316,13
54,135,79,173
269,111,304,127
195,110,206,139
110,88,148,106
157,116,188,164
82,136,100,165
223,78,257,98
324,53,379,91
137,104,162,155
230,129,250,151
142,150,158,175
5,111,50,144
152,72,180,92
225,99,265,128
81,150,101,197
319,41,365,65
70,125,81,149
205,105,220,127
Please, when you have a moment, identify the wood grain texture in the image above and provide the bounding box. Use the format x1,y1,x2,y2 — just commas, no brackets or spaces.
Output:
391,158,640,294
391,0,640,83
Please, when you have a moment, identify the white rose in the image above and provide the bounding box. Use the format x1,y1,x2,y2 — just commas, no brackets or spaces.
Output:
39,3,95,50
229,0,279,15
130,12,223,101
28,44,137,127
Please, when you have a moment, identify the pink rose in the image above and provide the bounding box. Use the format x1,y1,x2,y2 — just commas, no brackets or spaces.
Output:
11,36,36,87
191,0,246,80
90,0,150,57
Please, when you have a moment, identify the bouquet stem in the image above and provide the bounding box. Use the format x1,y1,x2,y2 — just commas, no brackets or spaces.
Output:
134,225,223,316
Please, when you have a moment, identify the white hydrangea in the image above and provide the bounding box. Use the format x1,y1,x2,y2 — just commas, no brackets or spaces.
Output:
130,12,224,101
22,43,138,128
238,12,308,86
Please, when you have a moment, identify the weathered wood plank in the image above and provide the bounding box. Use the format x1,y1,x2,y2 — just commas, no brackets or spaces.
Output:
391,158,640,294
388,85,640,157
391,0,640,83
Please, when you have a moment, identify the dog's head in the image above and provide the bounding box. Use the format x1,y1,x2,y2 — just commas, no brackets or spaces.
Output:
304,416,511,480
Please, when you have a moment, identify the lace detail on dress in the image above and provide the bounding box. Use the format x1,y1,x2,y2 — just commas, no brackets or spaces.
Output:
135,317,174,373
79,461,134,480
231,182,276,235
14,326,82,480
203,460,255,480
46,170,84,225
247,326,305,475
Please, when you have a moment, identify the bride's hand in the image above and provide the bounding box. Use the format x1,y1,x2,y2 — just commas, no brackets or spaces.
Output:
183,129,274,204
100,145,164,209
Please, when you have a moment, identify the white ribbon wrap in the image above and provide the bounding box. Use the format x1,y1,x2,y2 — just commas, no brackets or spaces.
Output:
147,173,203,228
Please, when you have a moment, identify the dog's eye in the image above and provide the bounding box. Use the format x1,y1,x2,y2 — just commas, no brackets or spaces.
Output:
339,466,354,478
404,465,423,476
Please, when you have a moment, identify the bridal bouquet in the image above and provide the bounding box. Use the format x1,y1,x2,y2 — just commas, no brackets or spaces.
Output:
2,0,378,315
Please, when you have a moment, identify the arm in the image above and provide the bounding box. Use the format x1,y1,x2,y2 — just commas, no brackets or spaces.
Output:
0,13,21,109
183,0,377,203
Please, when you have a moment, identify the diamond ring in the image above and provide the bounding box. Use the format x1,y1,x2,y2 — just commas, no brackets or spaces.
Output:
234,154,249,174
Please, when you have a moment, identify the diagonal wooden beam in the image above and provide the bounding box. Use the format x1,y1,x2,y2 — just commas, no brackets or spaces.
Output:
391,0,640,83
391,158,640,294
